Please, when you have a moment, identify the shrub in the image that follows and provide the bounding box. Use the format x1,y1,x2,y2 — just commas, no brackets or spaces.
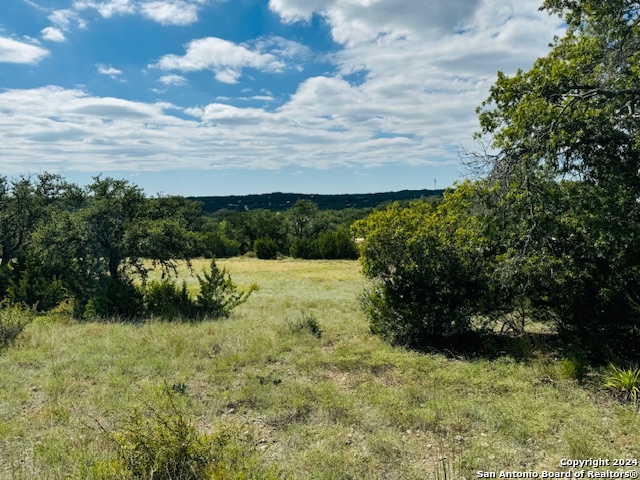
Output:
254,237,278,260
287,311,323,338
197,231,241,258
102,388,268,479
0,303,33,350
84,275,145,320
195,259,258,318
145,280,193,319
353,185,487,346
143,260,257,320
5,252,66,311
289,237,320,259
317,230,358,260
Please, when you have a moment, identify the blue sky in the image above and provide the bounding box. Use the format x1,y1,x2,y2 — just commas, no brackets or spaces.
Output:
0,0,563,196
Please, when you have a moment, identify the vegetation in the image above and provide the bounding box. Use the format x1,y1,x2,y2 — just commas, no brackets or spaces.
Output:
0,259,638,479
0,174,360,319
0,304,33,351
1,1,639,476
356,0,640,361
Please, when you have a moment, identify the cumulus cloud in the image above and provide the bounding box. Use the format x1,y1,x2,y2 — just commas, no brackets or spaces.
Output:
41,27,66,42
154,37,286,84
141,1,199,25
74,0,136,18
43,0,207,34
0,36,48,64
3,1,566,177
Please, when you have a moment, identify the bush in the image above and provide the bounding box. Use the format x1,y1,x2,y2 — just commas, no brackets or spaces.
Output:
353,185,487,346
102,388,268,479
0,304,33,350
145,280,193,319
605,363,640,405
195,259,258,318
5,252,66,311
286,311,323,338
289,237,320,259
254,237,278,260
84,276,145,320
197,231,241,258
317,230,359,259
144,260,257,320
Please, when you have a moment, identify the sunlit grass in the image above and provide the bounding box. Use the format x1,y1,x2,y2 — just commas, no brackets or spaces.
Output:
0,258,638,479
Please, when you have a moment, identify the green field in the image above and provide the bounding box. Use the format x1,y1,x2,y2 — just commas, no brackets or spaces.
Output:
1,258,638,479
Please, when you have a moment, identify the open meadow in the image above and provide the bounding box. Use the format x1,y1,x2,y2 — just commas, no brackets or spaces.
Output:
1,258,639,479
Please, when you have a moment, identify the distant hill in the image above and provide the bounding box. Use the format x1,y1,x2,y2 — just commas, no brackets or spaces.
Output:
189,189,445,213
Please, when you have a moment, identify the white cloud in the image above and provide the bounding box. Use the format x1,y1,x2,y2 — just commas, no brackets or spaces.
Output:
154,37,286,83
159,74,188,86
141,0,199,25
49,9,85,30
97,64,123,75
41,27,66,42
0,36,48,64
2,1,567,177
74,0,136,18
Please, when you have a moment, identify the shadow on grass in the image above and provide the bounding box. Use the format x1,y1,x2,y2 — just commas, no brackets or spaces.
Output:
412,330,640,366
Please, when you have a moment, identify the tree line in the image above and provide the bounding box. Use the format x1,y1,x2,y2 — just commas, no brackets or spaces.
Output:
0,174,367,319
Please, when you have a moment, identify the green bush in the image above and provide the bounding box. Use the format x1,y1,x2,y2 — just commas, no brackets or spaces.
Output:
317,230,358,259
103,389,269,479
145,280,193,319
85,276,145,320
353,185,487,346
605,363,640,405
143,260,257,321
5,252,66,311
254,237,278,260
287,311,323,338
197,231,241,258
0,304,33,350
195,259,258,318
289,237,320,259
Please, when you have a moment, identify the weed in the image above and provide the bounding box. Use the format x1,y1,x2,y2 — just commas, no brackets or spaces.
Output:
97,386,267,479
605,363,640,405
432,432,469,480
286,311,323,338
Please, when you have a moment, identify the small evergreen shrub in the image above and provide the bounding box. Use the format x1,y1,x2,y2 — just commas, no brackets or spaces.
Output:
85,276,145,320
254,237,278,260
195,259,258,319
5,252,66,311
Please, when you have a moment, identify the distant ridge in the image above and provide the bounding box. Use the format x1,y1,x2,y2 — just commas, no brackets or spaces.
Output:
189,189,445,213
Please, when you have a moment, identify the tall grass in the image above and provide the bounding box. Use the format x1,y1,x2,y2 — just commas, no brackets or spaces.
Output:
0,258,638,479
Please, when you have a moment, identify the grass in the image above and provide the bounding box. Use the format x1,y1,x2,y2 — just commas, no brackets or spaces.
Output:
0,257,639,479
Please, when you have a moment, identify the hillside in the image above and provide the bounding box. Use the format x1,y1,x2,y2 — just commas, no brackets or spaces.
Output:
189,188,444,213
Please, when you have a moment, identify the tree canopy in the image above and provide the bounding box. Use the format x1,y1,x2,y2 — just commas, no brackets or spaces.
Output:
357,0,640,359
